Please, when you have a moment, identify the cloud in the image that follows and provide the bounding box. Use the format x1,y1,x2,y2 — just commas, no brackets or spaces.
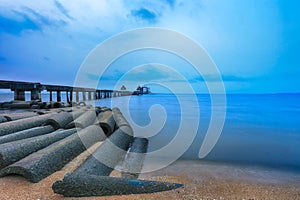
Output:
0,13,41,35
0,6,67,36
86,73,100,81
164,74,255,83
54,0,74,20
22,6,67,27
163,0,176,8
127,0,177,23
131,8,157,23
89,64,183,84
189,75,254,83
0,0,298,93
121,66,170,81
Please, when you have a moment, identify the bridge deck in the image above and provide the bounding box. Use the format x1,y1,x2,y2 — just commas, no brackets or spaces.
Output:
0,80,133,102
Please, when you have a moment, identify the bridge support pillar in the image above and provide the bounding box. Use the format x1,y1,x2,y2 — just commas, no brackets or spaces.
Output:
66,91,69,103
14,90,25,101
76,91,79,102
82,91,86,101
57,91,61,102
70,90,73,102
49,91,53,101
88,91,92,100
30,89,41,101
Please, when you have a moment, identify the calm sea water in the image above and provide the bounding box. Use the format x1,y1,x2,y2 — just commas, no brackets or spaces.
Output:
1,93,300,171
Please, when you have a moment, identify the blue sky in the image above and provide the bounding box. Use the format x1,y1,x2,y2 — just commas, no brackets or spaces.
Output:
0,0,299,93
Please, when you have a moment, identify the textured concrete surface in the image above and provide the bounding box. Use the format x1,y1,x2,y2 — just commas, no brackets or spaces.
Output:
96,110,115,136
44,112,74,129
0,128,76,169
1,112,39,121
0,126,105,182
0,125,55,145
0,113,55,136
121,138,149,179
52,173,183,197
73,126,133,176
66,110,96,129
0,116,7,123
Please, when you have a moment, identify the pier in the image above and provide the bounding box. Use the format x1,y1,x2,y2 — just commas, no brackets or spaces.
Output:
0,80,135,103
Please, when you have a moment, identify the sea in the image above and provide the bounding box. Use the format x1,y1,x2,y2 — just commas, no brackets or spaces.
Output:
1,92,300,172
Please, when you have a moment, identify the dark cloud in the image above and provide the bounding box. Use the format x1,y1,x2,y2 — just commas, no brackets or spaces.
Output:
131,8,157,23
54,0,74,20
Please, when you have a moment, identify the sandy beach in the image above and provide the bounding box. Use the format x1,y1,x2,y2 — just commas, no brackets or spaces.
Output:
1,159,300,200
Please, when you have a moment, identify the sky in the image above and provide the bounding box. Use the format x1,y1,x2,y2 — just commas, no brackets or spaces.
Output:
0,0,299,93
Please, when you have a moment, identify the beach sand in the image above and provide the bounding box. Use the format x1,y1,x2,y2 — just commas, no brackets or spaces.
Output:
1,160,300,200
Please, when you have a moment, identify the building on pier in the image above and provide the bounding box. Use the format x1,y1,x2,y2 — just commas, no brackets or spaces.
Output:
133,86,151,95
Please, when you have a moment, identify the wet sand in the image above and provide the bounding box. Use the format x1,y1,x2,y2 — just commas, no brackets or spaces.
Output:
1,160,300,200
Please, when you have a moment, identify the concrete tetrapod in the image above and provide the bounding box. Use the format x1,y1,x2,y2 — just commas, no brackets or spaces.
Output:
65,110,97,129
73,126,133,176
95,110,115,136
0,116,7,123
0,113,55,136
0,128,76,169
121,138,149,179
112,107,131,129
0,125,55,145
52,173,183,197
2,112,39,121
71,109,87,119
8,101,31,109
44,111,74,129
61,142,103,173
0,125,106,182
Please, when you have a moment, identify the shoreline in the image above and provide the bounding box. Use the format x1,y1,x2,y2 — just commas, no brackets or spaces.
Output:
1,159,300,199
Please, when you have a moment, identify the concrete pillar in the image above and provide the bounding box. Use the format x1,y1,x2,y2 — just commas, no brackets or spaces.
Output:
70,90,73,102
49,91,53,102
94,92,97,100
66,91,69,103
82,91,86,101
88,92,92,100
31,90,41,101
76,91,79,102
14,90,25,101
57,91,61,102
